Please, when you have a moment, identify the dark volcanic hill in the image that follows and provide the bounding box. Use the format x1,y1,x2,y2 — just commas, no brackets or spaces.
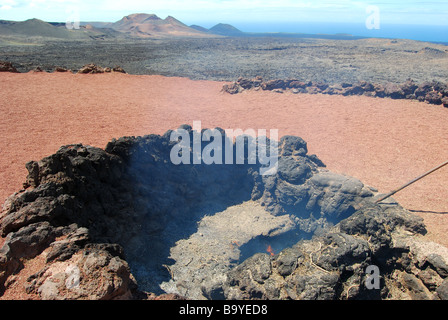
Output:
208,23,244,36
0,18,119,40
189,23,244,36
189,24,210,33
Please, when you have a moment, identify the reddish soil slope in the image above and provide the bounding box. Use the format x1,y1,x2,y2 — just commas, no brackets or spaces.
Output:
1,72,447,246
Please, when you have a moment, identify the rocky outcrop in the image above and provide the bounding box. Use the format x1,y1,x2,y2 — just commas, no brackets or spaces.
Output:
77,64,126,74
0,61,19,73
221,203,440,300
0,61,127,75
54,67,69,73
77,63,105,74
442,97,448,108
1,127,447,300
223,77,448,107
112,66,126,73
0,145,136,299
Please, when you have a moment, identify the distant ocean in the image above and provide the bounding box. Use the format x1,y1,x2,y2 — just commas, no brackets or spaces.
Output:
234,22,448,44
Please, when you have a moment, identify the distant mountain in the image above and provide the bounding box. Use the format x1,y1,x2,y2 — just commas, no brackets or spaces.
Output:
0,18,120,40
189,23,245,36
79,21,113,29
110,13,211,38
164,15,187,27
0,18,73,38
0,14,244,40
208,23,244,36
189,25,209,33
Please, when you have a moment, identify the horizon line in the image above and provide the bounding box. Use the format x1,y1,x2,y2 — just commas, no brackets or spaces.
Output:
1,14,447,28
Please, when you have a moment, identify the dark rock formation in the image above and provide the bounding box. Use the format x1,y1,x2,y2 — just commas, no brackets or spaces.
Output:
223,77,448,107
261,79,286,91
425,91,443,105
77,64,126,74
401,79,419,98
77,63,105,74
442,97,448,108
221,203,443,300
54,67,69,73
112,66,126,73
384,83,406,99
221,82,241,94
1,127,447,300
341,83,365,96
0,61,19,73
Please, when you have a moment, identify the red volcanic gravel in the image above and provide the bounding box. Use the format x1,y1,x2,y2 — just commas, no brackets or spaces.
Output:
1,72,447,246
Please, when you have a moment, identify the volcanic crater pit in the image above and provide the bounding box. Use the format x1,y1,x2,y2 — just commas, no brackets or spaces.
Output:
1,125,446,300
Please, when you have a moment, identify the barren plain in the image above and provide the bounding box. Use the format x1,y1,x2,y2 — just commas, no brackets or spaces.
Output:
1,36,448,83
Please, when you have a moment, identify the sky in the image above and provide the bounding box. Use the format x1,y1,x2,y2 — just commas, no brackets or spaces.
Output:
0,0,447,31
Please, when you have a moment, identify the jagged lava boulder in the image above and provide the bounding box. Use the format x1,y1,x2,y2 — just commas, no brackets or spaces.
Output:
0,61,19,73
77,64,126,74
223,77,448,108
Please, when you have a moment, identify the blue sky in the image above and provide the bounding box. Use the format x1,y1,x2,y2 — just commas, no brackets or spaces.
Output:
0,0,447,27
